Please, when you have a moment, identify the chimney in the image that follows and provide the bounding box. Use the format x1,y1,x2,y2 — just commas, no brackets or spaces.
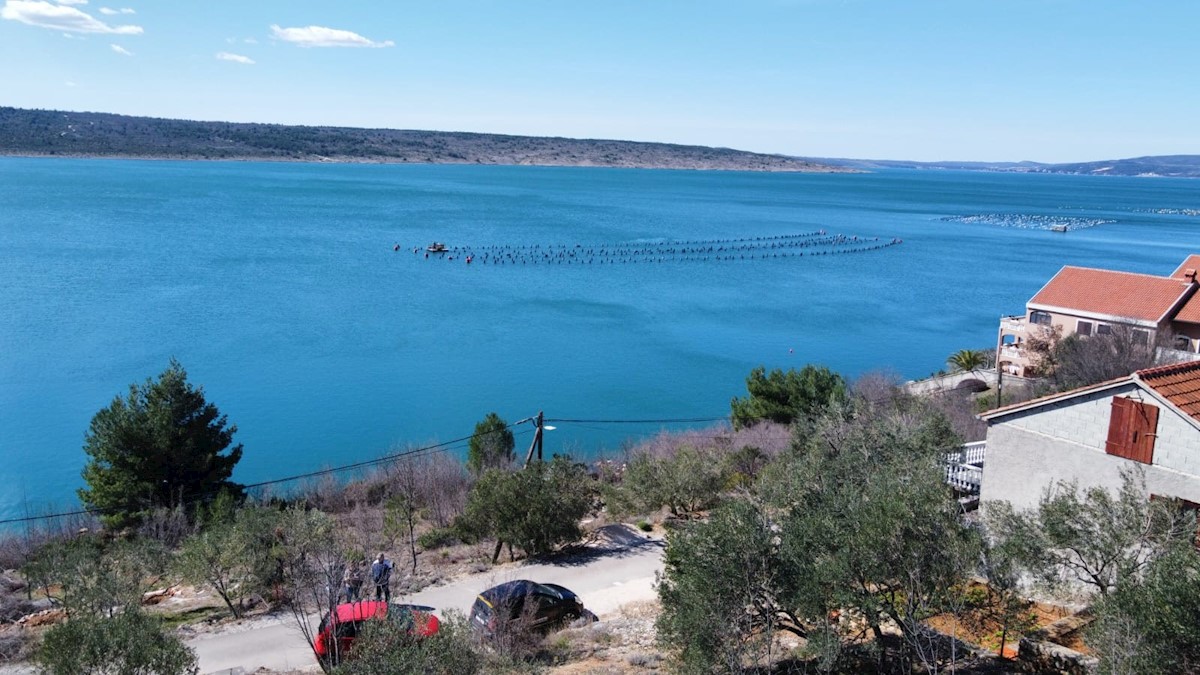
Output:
1186,268,1197,283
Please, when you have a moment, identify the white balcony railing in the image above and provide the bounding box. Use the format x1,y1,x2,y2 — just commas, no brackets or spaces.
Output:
1000,316,1026,333
944,441,985,495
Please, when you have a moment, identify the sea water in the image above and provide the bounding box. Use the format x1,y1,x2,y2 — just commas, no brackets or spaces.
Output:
1,158,1197,520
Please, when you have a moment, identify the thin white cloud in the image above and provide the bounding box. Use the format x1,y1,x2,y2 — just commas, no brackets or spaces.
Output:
98,6,133,14
64,80,76,86
56,0,87,5
1,0,142,34
269,24,393,48
216,51,254,65
109,42,130,55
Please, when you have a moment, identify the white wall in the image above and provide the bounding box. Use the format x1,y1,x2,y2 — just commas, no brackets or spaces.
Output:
980,384,1200,511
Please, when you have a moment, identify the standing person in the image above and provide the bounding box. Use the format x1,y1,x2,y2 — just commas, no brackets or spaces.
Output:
342,559,364,602
371,552,393,603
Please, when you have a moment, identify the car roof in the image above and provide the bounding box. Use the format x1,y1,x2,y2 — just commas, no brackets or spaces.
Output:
331,601,390,623
480,579,537,602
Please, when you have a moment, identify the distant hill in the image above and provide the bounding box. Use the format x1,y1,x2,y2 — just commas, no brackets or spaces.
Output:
0,107,846,172
813,155,1200,178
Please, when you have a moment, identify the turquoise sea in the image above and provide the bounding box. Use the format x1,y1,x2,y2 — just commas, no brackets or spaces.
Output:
1,158,1197,521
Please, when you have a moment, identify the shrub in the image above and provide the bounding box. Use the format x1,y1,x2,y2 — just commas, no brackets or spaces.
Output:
417,527,458,550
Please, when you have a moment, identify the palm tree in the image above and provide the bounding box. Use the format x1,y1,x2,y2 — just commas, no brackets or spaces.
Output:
947,349,987,373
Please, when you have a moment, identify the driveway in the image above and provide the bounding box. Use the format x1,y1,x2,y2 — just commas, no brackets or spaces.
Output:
188,526,665,674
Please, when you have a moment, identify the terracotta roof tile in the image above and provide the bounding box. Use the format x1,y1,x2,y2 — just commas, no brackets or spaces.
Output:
1170,255,1200,280
1138,361,1200,423
1176,292,1200,325
1029,266,1193,323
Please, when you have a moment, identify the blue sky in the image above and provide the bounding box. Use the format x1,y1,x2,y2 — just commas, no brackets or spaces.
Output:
2,0,1198,162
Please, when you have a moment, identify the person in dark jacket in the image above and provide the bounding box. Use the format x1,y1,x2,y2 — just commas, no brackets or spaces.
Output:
370,552,393,602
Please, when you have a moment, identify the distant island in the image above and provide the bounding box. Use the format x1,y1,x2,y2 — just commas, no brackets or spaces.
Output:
817,155,1200,178
0,107,846,172
3,107,1195,177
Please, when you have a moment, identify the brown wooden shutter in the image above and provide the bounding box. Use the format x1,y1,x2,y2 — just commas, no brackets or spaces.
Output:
1105,396,1158,464
1106,397,1133,458
1131,401,1159,464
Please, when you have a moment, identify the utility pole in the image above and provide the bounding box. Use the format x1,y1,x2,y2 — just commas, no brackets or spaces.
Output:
522,410,545,467
495,411,547,563
996,316,1004,409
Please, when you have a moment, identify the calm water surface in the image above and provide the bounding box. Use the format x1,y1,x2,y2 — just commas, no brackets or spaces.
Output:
1,158,1197,519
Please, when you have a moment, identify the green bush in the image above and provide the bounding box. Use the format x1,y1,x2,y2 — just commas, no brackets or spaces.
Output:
456,456,596,559
417,527,459,550
37,611,197,675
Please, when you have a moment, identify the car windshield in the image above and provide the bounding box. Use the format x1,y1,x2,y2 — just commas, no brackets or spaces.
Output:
534,583,561,599
387,606,415,630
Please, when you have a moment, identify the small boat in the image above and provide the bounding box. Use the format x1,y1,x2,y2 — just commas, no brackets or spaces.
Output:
427,242,448,253
1050,225,1068,233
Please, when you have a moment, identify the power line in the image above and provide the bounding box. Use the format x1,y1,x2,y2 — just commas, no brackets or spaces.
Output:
0,423,529,526
0,413,727,526
546,416,728,424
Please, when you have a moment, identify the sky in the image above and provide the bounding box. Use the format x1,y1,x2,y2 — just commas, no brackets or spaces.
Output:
2,0,1199,163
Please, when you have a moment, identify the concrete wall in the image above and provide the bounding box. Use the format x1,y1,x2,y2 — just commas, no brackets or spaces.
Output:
980,384,1200,511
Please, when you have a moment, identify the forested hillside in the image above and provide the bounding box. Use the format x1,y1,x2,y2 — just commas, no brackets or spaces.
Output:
0,107,843,172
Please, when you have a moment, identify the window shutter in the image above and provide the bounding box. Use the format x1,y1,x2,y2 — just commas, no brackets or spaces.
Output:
1132,401,1159,464
1105,396,1158,464
1105,397,1133,457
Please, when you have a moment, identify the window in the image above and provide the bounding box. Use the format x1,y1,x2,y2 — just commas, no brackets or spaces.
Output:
1150,495,1200,544
1105,396,1159,464
1131,330,1150,347
1175,335,1194,351
1077,320,1093,336
1096,323,1112,336
1030,310,1052,326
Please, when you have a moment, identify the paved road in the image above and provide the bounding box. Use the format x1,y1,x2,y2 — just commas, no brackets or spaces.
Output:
188,530,665,674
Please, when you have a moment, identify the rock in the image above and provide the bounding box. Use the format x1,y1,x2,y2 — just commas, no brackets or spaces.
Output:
18,608,66,627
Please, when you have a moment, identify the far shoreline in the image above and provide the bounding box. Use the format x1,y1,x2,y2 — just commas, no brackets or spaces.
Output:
0,151,862,173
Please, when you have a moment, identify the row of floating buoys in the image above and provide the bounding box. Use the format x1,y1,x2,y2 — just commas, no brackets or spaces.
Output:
399,232,903,266
939,213,1115,230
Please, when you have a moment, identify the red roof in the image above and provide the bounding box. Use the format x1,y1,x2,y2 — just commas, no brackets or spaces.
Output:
1138,361,1200,424
1170,255,1200,280
1177,293,1200,325
1029,266,1193,323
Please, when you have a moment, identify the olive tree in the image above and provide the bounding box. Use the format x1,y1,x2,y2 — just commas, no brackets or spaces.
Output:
1087,545,1200,675
37,611,198,675
985,470,1194,597
457,456,596,560
660,386,978,673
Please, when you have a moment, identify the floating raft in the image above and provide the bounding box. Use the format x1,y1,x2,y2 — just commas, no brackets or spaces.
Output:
403,230,902,265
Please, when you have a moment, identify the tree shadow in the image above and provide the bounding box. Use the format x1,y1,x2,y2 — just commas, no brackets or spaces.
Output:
534,524,665,568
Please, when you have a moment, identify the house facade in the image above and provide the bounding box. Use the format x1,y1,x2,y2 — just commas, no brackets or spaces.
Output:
978,361,1200,511
997,254,1200,378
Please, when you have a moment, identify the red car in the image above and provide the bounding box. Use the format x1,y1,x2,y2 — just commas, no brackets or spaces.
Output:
313,601,439,664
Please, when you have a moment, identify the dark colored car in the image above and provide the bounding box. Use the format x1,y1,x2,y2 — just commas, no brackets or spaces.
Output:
469,580,585,637
313,601,439,664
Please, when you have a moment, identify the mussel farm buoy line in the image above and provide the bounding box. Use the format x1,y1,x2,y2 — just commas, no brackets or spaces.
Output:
404,231,903,266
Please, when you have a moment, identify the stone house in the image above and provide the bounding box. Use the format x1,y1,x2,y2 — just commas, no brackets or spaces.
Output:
978,360,1200,511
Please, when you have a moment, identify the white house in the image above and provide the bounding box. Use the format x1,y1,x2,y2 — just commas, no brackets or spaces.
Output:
978,360,1200,511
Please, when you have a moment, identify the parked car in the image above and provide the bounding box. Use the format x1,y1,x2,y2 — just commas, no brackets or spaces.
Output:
313,601,439,664
469,580,585,637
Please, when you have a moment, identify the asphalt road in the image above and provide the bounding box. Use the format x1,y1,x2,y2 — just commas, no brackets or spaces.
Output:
188,528,665,674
